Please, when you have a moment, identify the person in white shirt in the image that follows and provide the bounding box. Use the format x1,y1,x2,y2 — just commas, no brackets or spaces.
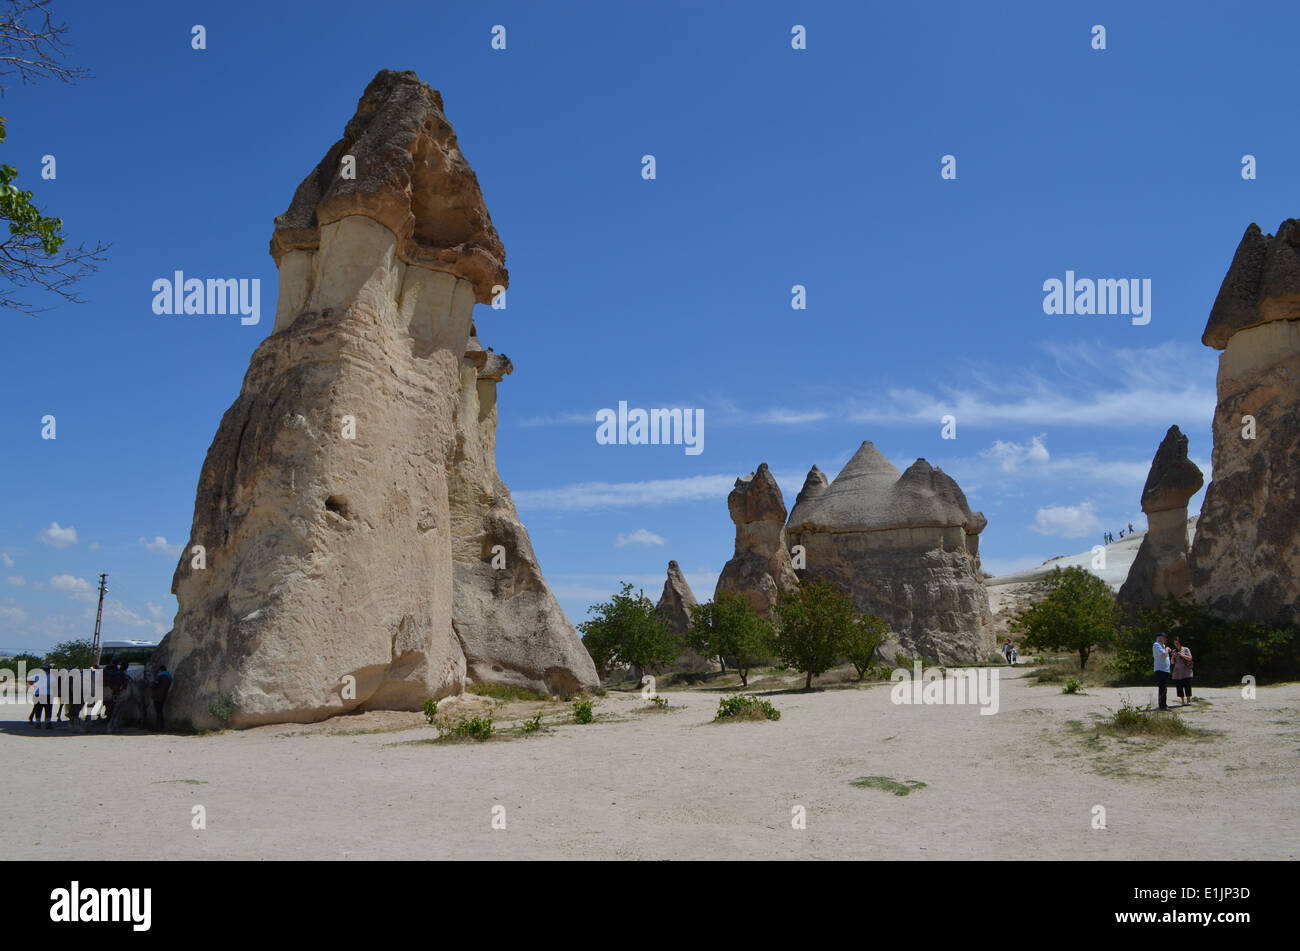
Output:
1152,633,1172,711
30,664,54,729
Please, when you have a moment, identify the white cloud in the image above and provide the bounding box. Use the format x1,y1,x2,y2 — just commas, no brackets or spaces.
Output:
88,541,100,551
49,574,95,601
100,599,152,629
1031,501,1102,539
981,434,1050,472
139,536,183,556
5,576,25,586
37,522,78,549
514,470,805,512
145,602,165,620
2,554,13,568
615,529,666,547
0,601,28,623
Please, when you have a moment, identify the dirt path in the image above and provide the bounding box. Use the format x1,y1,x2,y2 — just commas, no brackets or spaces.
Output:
1,671,1295,860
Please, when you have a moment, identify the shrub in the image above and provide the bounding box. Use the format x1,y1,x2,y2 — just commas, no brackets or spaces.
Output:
1011,566,1117,669
422,698,439,724
572,698,595,724
1062,677,1082,695
687,592,773,685
521,711,544,733
650,695,668,709
0,652,44,676
207,693,237,729
437,714,495,741
714,694,780,722
1101,697,1190,737
773,579,859,689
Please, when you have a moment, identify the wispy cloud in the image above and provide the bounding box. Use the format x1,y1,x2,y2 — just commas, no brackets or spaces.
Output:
37,522,78,549
5,576,25,586
514,471,806,511
615,529,666,547
2,554,14,568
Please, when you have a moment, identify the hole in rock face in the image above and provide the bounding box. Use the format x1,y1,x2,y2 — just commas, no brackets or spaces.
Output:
325,495,352,520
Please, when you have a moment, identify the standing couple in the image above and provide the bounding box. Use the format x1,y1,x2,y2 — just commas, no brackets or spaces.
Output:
1153,632,1193,710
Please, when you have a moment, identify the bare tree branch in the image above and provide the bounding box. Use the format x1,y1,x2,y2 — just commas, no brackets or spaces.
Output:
0,0,90,92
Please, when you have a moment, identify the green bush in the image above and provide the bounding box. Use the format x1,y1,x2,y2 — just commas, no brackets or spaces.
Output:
0,652,44,676
422,698,439,724
1113,596,1300,686
1062,676,1082,695
714,694,780,722
521,711,544,733
1101,697,1190,737
207,693,237,729
650,695,668,709
572,698,595,724
437,714,495,741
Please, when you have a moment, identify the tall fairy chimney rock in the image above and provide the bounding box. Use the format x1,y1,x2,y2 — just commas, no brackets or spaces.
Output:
714,463,800,617
155,71,591,727
1189,219,1300,626
785,442,992,663
449,329,599,694
655,560,712,673
1118,425,1203,612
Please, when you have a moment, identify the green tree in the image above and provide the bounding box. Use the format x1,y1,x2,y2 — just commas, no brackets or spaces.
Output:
578,583,679,681
42,636,95,668
1010,566,1117,669
687,592,773,687
841,611,890,679
0,1,106,314
773,578,857,689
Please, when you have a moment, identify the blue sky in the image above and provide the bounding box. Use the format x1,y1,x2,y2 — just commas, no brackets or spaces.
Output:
1,0,1296,652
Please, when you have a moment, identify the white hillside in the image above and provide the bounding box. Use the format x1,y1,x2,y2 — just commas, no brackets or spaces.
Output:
985,517,1198,636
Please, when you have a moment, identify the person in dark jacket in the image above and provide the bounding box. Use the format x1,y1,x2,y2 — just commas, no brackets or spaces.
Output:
151,665,173,729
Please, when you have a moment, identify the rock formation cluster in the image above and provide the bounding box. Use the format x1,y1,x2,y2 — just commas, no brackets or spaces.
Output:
155,70,594,728
1188,218,1300,627
785,442,992,663
1117,425,1203,612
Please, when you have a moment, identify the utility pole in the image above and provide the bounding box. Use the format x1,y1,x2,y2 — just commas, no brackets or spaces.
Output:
91,573,108,665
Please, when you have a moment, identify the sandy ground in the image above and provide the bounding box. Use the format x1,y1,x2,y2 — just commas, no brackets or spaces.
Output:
1,668,1295,860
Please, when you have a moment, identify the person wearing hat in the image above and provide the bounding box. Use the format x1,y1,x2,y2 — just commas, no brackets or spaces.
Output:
1153,632,1172,711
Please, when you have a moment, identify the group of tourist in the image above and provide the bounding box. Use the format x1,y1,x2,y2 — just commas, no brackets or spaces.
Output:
1152,632,1193,709
25,657,174,730
1102,523,1137,545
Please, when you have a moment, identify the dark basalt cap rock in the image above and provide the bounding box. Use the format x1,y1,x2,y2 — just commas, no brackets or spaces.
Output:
1203,219,1300,349
1140,425,1204,514
271,69,507,303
